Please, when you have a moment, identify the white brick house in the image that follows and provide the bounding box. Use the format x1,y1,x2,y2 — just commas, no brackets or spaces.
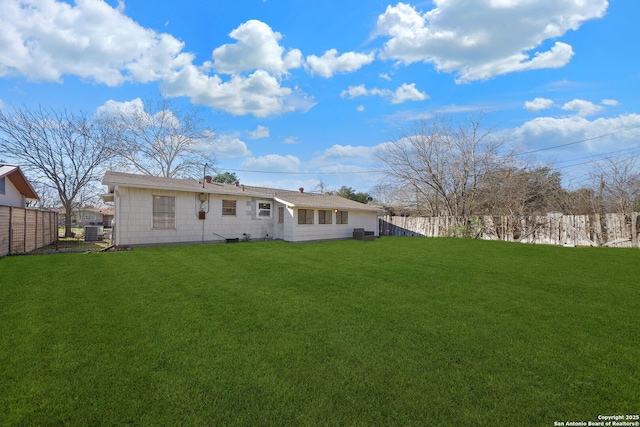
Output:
101,171,381,246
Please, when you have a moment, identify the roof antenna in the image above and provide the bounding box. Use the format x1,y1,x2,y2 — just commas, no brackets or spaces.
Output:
203,163,208,188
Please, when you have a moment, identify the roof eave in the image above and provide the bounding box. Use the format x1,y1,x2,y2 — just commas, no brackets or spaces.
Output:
5,168,39,200
101,193,115,203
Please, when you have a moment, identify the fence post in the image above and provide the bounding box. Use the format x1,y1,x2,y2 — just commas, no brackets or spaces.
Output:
632,213,638,248
35,209,39,249
23,208,27,253
8,207,13,255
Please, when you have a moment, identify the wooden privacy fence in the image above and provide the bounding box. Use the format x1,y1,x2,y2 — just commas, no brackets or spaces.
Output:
0,206,59,257
380,212,640,248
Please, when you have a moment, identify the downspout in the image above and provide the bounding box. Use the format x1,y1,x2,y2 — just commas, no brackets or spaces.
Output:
113,186,120,247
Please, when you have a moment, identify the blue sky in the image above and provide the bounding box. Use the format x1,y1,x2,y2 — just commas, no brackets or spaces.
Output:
1,0,639,194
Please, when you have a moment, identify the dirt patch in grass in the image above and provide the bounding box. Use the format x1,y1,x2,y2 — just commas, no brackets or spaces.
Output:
29,238,112,254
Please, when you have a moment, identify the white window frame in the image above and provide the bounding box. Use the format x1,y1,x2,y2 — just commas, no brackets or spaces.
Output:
152,195,176,229
257,200,272,218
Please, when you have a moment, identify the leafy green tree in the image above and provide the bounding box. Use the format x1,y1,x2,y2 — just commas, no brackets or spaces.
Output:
212,172,238,184
332,186,371,204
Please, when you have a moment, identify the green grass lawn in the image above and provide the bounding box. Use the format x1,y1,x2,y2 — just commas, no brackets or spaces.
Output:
1,238,638,426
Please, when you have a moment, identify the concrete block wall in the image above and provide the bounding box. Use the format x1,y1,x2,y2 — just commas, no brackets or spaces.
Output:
114,187,275,246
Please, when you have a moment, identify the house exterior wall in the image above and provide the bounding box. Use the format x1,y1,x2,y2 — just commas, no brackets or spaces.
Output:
0,177,26,208
113,186,276,246
111,185,379,246
77,211,99,226
289,208,379,242
283,205,295,242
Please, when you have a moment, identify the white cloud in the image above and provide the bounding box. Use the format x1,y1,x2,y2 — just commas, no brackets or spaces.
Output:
0,4,313,118
379,73,392,81
247,125,270,139
305,144,393,189
96,98,145,117
242,154,301,172
322,144,375,159
375,1,608,82
561,99,604,117
513,113,640,152
209,134,252,159
602,99,619,107
391,83,428,104
306,49,375,78
160,20,316,117
340,84,378,99
357,105,365,112
0,0,192,85
283,136,298,145
161,67,315,117
524,97,555,112
340,83,427,104
95,98,182,128
309,144,383,170
212,20,302,77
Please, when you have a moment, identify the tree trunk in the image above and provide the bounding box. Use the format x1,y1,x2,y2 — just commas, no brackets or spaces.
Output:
64,203,74,238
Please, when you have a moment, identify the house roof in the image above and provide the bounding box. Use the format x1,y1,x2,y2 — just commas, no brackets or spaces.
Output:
102,171,382,213
0,164,39,200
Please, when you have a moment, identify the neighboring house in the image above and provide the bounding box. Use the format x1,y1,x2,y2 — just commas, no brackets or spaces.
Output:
101,171,382,246
0,164,39,208
59,207,115,228
0,165,58,257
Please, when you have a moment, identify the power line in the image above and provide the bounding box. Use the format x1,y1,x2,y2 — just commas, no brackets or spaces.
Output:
218,126,640,177
553,146,640,166
221,168,377,175
554,147,640,171
515,126,640,156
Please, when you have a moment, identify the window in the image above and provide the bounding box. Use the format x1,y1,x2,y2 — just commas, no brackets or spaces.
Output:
257,201,272,218
222,200,236,216
318,210,332,224
336,210,348,224
153,196,175,229
278,207,284,224
0,177,5,194
298,209,314,224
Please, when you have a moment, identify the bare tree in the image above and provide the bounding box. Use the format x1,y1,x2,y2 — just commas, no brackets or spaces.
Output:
102,97,215,178
28,181,59,209
475,166,565,216
595,154,640,214
0,105,115,237
560,187,599,215
377,113,512,217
